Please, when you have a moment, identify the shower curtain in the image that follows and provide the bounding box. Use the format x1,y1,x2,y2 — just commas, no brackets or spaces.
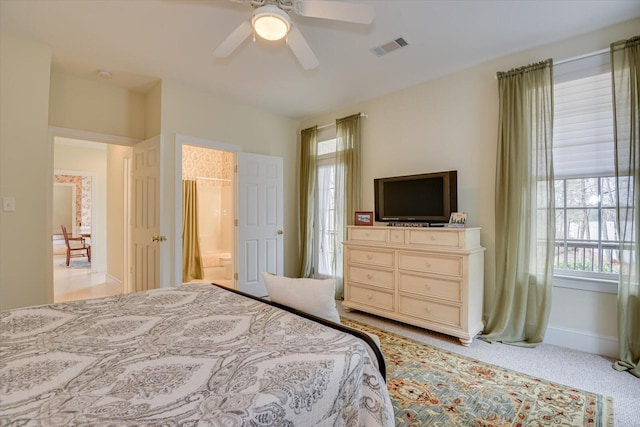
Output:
182,179,204,282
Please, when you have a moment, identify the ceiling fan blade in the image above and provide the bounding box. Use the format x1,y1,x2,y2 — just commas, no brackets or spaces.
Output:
294,0,374,24
213,20,252,57
287,25,319,70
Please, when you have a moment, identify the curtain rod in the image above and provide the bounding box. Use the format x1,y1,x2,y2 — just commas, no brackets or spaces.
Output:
310,113,369,131
183,176,231,182
494,48,610,79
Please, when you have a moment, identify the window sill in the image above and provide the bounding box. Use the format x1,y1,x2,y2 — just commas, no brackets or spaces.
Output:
553,274,618,294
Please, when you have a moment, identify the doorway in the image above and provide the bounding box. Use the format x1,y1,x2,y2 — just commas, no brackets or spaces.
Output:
52,137,118,302
181,144,235,288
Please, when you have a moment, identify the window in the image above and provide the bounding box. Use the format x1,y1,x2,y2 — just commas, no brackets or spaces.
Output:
551,50,620,291
314,138,337,278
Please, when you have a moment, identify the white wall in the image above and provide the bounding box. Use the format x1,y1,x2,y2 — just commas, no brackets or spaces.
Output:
0,33,52,310
54,140,108,273
300,18,639,357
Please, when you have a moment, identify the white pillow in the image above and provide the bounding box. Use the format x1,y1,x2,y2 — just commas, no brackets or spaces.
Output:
261,272,341,324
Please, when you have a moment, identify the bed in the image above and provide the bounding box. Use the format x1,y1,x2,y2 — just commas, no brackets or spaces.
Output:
0,283,394,426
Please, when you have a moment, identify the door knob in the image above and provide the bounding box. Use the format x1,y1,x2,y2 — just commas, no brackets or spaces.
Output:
152,235,167,242
277,230,283,235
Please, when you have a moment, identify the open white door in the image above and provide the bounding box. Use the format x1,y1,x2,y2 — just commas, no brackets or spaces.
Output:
131,136,165,291
236,153,284,296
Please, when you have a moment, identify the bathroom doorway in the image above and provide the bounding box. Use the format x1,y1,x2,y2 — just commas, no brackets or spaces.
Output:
181,144,235,287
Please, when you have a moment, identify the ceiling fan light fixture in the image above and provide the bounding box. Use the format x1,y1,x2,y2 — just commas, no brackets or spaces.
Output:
252,5,291,41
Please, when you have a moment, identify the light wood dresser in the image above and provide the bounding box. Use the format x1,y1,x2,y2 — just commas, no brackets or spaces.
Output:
342,225,485,345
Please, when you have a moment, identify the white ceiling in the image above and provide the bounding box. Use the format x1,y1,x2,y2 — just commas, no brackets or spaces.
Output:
2,0,639,120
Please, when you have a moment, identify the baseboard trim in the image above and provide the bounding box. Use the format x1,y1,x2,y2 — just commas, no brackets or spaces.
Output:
105,274,123,293
545,325,618,358
90,262,107,274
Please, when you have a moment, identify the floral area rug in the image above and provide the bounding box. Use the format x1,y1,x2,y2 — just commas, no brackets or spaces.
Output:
342,319,614,427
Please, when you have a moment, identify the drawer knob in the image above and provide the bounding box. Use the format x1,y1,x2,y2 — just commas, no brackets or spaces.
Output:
425,283,432,290
430,235,436,240
366,254,373,260
426,305,432,313
425,261,432,267
367,293,373,300
366,273,373,280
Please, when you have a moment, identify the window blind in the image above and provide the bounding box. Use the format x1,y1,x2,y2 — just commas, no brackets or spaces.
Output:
553,51,615,179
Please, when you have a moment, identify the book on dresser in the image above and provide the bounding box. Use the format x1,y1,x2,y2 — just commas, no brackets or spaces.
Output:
342,225,485,346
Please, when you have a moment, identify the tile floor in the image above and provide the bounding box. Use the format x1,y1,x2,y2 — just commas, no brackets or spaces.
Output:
53,254,122,303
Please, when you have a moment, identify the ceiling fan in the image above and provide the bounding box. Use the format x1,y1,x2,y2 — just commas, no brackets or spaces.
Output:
213,0,375,70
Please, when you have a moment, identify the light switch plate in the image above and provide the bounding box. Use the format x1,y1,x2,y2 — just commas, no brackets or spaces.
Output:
2,197,16,212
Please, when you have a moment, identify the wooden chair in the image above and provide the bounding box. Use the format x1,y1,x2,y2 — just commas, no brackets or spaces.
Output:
61,224,91,266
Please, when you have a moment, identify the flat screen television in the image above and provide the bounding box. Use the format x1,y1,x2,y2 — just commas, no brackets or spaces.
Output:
374,170,457,224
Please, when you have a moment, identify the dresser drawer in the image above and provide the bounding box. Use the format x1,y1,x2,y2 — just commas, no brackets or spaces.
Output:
398,295,461,327
398,272,461,301
347,247,394,268
349,227,387,243
347,284,394,311
389,229,405,243
348,265,394,289
407,229,460,247
398,251,462,276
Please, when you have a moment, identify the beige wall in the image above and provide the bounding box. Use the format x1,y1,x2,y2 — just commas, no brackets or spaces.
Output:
54,140,108,272
49,69,147,140
106,144,131,283
160,79,300,284
300,18,639,356
0,33,52,310
145,82,162,138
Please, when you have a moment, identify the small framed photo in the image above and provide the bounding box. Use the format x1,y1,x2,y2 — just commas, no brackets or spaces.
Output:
354,211,374,226
448,212,467,227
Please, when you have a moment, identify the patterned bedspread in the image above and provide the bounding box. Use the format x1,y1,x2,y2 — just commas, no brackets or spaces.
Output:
0,284,394,426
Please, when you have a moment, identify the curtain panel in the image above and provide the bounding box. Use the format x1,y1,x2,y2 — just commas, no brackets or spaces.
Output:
611,36,640,378
335,114,362,299
298,126,318,278
182,180,204,282
481,59,555,346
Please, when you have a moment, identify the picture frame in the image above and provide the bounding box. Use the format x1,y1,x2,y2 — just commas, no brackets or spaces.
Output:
354,211,374,226
448,212,467,227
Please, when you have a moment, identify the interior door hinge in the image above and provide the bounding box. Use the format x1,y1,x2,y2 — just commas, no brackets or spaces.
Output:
234,273,238,280
235,165,238,173
234,219,238,226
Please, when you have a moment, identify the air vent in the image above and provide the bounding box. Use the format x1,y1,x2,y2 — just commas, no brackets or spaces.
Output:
371,37,409,57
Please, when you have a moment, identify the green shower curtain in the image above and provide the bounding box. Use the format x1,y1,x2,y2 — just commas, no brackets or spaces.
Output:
182,179,204,282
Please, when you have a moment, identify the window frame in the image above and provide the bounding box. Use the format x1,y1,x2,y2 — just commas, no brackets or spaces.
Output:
312,141,338,279
551,50,619,294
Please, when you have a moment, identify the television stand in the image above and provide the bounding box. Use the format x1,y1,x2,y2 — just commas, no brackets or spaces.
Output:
342,225,485,346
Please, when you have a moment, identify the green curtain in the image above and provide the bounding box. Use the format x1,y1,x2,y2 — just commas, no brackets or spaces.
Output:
611,36,640,378
335,113,362,299
480,59,555,346
298,126,318,278
182,179,204,282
